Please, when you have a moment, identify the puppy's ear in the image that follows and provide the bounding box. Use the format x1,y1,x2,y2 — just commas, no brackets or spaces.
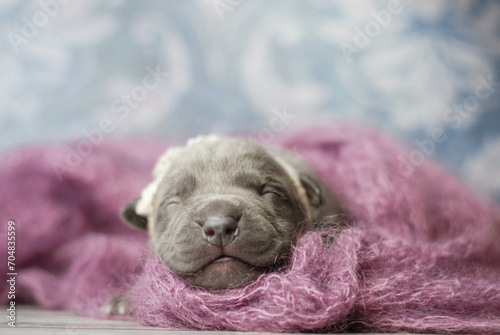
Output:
120,197,148,230
299,173,323,208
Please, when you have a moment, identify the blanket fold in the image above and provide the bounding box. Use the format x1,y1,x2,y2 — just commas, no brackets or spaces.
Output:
1,124,499,333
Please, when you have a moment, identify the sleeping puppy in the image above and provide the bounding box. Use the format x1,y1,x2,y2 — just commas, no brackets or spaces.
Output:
103,135,347,314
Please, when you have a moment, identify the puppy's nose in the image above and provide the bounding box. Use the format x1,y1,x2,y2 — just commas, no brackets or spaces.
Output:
202,216,238,246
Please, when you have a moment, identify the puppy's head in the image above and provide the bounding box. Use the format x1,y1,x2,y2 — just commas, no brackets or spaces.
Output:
121,136,327,289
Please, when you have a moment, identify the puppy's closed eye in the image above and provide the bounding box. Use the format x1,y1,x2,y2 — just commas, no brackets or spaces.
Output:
164,198,180,209
157,198,181,217
259,184,285,199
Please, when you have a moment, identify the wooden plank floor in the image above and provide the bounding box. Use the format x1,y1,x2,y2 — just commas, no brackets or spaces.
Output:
1,305,416,335
2,305,183,334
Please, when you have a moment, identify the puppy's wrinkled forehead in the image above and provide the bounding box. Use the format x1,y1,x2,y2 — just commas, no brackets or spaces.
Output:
163,138,281,196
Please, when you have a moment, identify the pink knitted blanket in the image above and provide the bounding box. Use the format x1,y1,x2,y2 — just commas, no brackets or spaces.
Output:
1,123,499,333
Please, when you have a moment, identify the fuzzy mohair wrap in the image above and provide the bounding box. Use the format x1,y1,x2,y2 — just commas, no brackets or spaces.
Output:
1,123,499,334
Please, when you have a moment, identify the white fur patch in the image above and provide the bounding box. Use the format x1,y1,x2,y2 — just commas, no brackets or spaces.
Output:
273,156,312,223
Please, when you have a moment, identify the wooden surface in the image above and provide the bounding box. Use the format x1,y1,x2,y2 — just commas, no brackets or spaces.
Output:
2,306,186,334
1,305,416,334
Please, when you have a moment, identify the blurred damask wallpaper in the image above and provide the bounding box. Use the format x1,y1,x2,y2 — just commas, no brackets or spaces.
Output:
1,0,499,200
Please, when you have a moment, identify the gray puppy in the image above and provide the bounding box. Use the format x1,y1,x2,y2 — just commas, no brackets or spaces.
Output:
103,135,347,314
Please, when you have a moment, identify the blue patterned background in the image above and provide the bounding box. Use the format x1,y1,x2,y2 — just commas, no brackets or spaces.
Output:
1,0,499,201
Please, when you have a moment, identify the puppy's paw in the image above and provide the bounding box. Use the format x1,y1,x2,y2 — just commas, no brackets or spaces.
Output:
100,294,133,316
